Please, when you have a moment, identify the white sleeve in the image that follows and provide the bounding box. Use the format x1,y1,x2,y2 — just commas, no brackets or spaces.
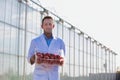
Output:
27,39,35,64
60,40,66,58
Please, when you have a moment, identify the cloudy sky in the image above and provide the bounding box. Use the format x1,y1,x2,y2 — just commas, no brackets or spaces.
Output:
39,0,120,67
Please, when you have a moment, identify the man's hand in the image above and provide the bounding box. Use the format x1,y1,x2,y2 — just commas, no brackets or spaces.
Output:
59,58,64,66
30,54,35,65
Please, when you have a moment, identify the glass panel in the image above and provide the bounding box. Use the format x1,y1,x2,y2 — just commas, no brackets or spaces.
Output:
10,27,18,54
66,46,69,64
84,53,87,67
80,66,84,76
102,48,106,73
19,56,24,78
75,33,80,65
26,32,32,57
91,42,94,55
75,33,79,50
0,0,5,21
70,65,74,77
84,67,87,76
111,53,113,72
93,43,95,56
36,12,41,35
63,64,69,77
70,30,74,47
75,49,79,65
87,39,91,54
75,66,79,77
84,38,87,54
80,50,83,66
88,68,90,76
4,25,10,53
106,50,110,72
63,27,69,46
90,55,93,73
0,23,4,52
20,3,25,29
19,30,25,56
27,6,33,32
32,10,37,33
11,0,19,27
5,0,12,24
87,54,90,68
98,46,101,58
80,35,83,52
57,22,63,39
0,53,3,75
70,47,74,64
70,30,74,65
99,58,102,73
3,54,10,80
94,56,97,73
53,21,57,36
9,55,18,79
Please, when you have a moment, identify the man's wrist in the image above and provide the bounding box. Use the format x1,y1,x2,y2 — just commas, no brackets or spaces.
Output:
30,55,35,65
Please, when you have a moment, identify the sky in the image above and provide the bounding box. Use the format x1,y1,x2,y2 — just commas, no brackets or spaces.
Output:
38,0,120,67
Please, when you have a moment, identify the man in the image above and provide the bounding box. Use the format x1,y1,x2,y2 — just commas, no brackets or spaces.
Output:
27,16,66,80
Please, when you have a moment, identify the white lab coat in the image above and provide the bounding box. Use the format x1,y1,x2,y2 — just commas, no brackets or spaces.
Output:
27,34,65,80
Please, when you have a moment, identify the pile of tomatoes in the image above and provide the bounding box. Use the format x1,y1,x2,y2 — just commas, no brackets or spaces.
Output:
36,52,64,65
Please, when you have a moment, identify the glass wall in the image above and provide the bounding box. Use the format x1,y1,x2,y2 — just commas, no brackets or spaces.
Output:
0,0,117,80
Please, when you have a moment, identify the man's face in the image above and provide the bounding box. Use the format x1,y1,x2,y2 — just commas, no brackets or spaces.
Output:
41,19,54,34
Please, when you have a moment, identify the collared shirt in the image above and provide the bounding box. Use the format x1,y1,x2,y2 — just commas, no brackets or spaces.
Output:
43,34,53,47
27,33,65,80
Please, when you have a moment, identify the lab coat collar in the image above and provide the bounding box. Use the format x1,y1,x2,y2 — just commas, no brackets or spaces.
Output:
41,33,57,40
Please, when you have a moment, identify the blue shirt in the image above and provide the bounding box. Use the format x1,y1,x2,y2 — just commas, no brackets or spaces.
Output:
43,34,53,47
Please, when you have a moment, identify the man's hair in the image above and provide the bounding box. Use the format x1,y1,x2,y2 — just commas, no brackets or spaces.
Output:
42,16,53,24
